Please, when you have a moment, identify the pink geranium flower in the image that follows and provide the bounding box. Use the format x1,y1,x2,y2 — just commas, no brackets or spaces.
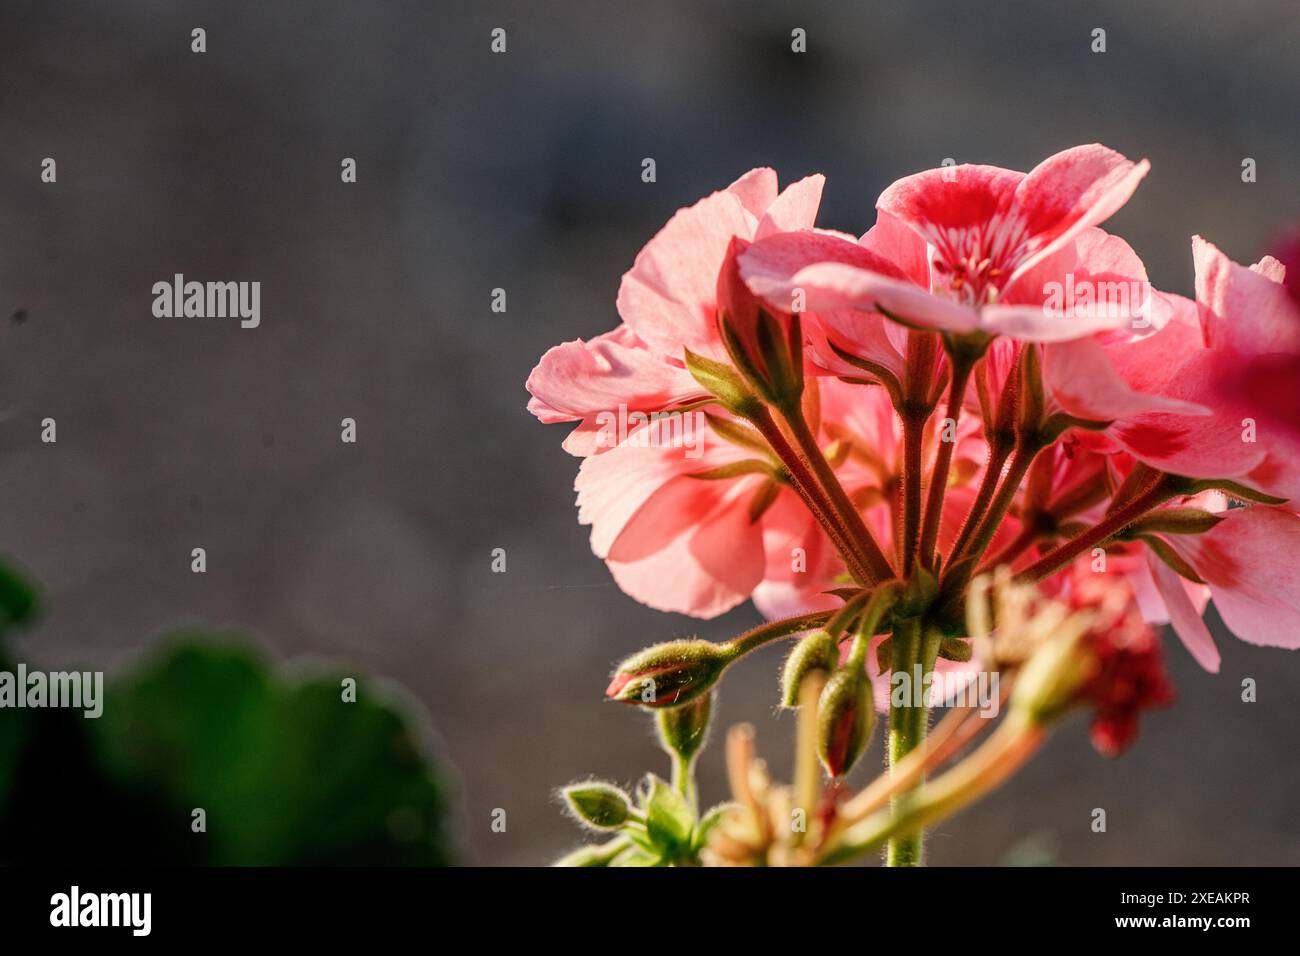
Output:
1103,237,1300,500
1211,230,1300,443
539,147,1300,868
738,144,1151,343
526,168,824,456
573,416,812,618
575,380,878,619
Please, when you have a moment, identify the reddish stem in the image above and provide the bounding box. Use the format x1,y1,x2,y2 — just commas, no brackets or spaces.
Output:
945,440,1012,570
778,406,897,583
1015,475,1179,583
747,407,883,586
918,359,973,570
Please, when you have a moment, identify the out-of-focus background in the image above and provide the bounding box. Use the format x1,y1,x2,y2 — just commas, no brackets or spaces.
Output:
1,0,1297,865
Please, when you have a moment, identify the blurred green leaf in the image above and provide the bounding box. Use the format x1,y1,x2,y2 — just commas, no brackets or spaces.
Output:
0,557,40,814
1,633,455,865
0,556,39,636
87,634,454,865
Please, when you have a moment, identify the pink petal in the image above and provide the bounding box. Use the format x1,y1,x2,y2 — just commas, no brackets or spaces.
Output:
1003,227,1166,335
755,174,825,239
1010,145,1150,278
804,309,907,383
725,167,779,220
525,326,704,426
752,494,841,619
576,438,743,557
877,163,1024,238
1146,552,1220,672
1106,303,1270,482
739,231,977,333
979,303,1131,341
607,480,768,619
1042,335,1209,421
1194,235,1300,355
616,188,754,360
858,212,932,288
1169,506,1300,651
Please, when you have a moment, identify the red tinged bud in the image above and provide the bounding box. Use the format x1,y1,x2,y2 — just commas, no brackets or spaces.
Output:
1080,619,1174,757
716,236,804,408
815,666,875,777
606,639,734,708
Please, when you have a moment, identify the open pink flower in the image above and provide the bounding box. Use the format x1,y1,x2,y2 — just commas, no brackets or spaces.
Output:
738,145,1150,343
1104,237,1300,500
526,168,824,455
572,411,798,618
1210,229,1300,445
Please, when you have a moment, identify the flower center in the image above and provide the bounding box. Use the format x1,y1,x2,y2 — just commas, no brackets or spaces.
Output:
927,214,1031,307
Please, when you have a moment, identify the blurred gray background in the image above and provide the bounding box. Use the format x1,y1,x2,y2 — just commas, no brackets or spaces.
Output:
1,0,1297,864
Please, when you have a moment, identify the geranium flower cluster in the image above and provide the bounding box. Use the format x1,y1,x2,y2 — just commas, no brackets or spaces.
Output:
528,146,1300,866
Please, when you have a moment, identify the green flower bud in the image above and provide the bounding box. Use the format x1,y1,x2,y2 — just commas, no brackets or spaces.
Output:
780,630,839,708
655,692,713,765
816,667,875,777
562,781,632,830
606,639,733,708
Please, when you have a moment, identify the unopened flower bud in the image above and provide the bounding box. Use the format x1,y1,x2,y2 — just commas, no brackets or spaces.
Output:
562,782,632,830
716,236,803,408
816,667,875,777
1016,342,1046,437
655,691,714,765
606,639,733,708
780,630,839,708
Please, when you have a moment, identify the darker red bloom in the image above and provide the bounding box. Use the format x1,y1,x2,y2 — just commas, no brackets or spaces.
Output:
1067,574,1175,756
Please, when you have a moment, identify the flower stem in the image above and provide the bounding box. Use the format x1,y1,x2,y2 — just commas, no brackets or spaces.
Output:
822,712,1045,865
746,407,880,585
946,440,1012,568
886,616,929,866
726,609,835,658
918,358,973,570
900,412,926,572
668,752,694,802
771,403,896,583
950,438,1045,581
1015,475,1181,583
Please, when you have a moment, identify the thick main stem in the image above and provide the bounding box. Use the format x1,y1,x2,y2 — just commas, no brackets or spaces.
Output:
822,713,1045,865
918,360,973,571
886,616,928,866
1016,475,1180,584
